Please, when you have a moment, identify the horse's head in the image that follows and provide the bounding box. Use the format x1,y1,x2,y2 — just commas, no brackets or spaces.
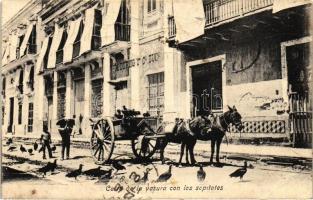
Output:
227,105,244,131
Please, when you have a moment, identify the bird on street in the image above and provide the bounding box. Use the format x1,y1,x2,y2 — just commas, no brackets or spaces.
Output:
48,159,58,172
112,161,126,172
197,165,206,182
38,162,52,177
66,164,83,180
97,168,114,183
83,166,103,177
6,138,13,145
33,141,38,151
156,165,172,182
140,168,152,183
229,161,248,180
28,148,33,155
7,146,17,152
20,145,27,153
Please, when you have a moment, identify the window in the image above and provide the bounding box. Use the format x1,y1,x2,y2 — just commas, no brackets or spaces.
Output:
2,77,6,97
147,0,157,13
18,70,24,94
2,106,4,125
147,72,164,116
18,103,22,124
28,103,33,132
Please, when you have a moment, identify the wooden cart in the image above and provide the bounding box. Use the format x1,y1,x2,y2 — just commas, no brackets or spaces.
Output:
89,114,163,164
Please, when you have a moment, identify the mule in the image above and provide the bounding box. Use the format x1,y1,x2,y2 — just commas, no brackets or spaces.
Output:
157,105,243,165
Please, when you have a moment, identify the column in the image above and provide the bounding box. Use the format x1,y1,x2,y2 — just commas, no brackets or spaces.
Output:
65,70,72,118
52,71,58,133
84,64,91,135
103,54,112,117
34,73,45,135
130,0,141,112
163,46,180,122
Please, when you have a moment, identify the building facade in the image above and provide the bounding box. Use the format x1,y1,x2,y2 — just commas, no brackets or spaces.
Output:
1,0,312,146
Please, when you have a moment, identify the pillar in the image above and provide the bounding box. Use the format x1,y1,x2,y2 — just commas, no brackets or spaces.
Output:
84,64,91,135
163,46,180,122
52,71,58,133
65,70,72,118
34,73,45,135
103,54,112,117
130,0,141,112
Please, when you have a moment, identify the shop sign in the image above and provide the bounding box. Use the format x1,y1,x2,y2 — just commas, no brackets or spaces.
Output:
112,52,161,79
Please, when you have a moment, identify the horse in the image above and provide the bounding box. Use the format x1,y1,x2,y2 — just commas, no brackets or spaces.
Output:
157,105,243,165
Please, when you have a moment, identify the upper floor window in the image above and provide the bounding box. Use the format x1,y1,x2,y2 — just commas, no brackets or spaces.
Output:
147,0,157,13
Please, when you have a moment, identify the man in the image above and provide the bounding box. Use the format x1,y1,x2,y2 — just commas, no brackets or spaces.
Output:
56,115,74,160
40,124,53,159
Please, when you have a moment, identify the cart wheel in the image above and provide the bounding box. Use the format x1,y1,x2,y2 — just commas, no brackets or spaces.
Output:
131,130,157,160
90,118,115,164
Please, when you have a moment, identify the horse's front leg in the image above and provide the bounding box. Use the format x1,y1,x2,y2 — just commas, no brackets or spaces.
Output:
178,142,185,166
185,144,190,164
158,138,168,164
210,139,216,163
216,137,222,163
189,138,197,165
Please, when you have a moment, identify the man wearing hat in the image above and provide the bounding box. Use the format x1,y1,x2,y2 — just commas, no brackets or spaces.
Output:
56,115,74,160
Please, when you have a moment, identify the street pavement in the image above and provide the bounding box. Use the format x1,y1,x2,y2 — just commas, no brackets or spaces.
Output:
2,137,312,199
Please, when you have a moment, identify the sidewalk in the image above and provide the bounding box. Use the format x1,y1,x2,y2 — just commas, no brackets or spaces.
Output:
4,134,312,160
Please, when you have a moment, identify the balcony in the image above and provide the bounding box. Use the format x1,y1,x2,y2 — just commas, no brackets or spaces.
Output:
56,49,63,65
168,0,274,39
114,22,130,42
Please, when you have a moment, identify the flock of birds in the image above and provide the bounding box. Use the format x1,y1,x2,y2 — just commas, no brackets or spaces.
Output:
5,138,249,182
6,138,57,156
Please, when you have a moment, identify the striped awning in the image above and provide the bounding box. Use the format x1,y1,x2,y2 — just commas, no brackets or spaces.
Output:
63,17,82,63
19,23,35,56
273,0,312,13
101,0,122,46
80,5,98,55
172,0,205,43
35,36,50,74
47,25,64,69
9,34,19,62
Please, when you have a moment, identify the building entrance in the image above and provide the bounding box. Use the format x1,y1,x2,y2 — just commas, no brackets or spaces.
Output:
191,60,223,116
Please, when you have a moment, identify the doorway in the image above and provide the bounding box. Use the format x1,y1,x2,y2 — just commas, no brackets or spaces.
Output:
8,97,14,133
191,60,223,116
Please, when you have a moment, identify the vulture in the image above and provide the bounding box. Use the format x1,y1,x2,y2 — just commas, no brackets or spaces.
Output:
229,161,248,180
156,165,172,182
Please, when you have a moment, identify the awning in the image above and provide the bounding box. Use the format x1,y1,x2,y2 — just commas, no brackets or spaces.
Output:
2,44,9,66
24,64,32,85
101,0,122,46
47,25,64,69
35,36,50,74
172,0,205,43
63,18,82,63
9,34,19,62
15,68,21,88
80,5,98,55
19,23,35,56
273,0,312,13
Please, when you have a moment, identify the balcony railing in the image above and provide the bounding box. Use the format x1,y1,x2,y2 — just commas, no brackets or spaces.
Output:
205,0,273,26
168,0,273,39
114,22,131,42
56,49,63,65
73,41,80,58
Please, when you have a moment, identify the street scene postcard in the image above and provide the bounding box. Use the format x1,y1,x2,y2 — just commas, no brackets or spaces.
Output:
1,0,313,199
